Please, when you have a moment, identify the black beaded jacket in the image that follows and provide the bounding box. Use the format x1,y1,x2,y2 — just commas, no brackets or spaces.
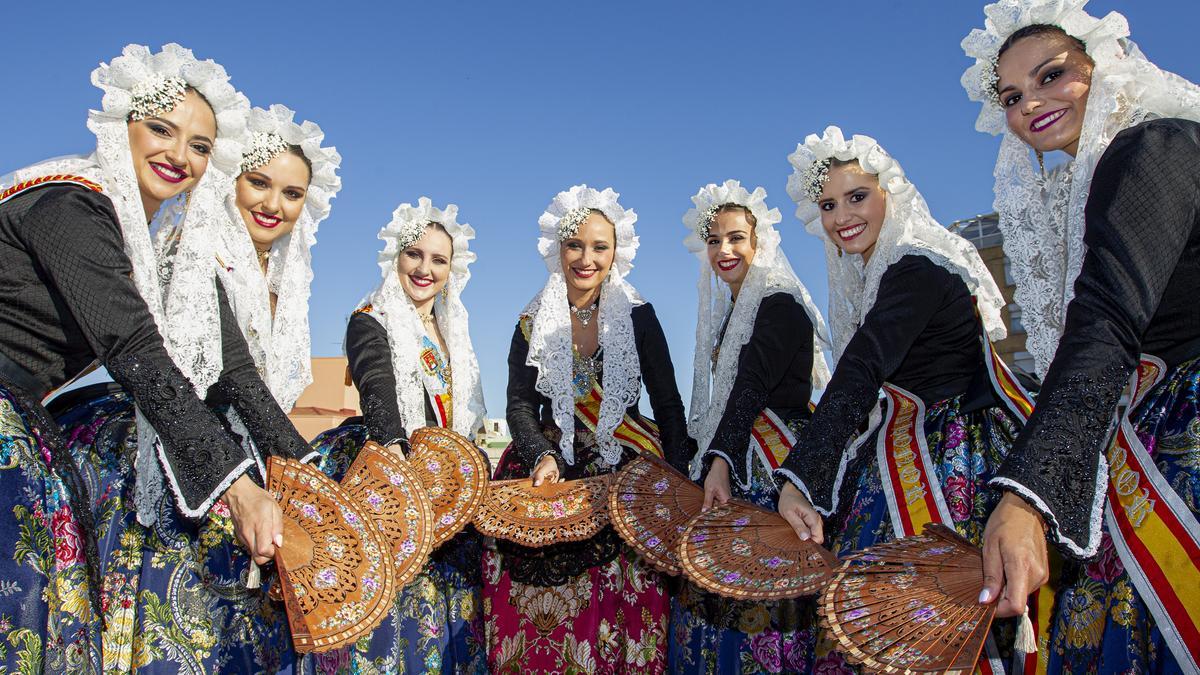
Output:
992,118,1200,559
0,184,310,518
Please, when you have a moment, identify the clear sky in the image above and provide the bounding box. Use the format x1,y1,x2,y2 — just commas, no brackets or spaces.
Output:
4,1,1197,416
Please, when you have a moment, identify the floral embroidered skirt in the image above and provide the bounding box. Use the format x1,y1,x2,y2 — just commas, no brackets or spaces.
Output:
820,393,1021,673
1046,356,1200,674
0,380,100,673
482,435,669,674
53,385,294,674
307,422,488,674
669,417,817,674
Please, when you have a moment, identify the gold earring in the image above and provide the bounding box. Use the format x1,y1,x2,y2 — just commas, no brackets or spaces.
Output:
837,247,844,258
1036,150,1046,177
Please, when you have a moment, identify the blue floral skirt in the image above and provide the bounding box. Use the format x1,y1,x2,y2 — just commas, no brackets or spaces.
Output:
0,380,100,673
53,385,294,674
1046,356,1200,674
669,417,817,674
306,423,488,674
818,394,1022,673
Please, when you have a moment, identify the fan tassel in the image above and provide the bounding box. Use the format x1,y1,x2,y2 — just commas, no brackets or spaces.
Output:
1015,608,1037,654
246,562,261,590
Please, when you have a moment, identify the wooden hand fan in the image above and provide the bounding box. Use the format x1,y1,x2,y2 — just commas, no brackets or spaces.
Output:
473,474,612,547
679,500,837,600
266,456,396,654
820,523,996,674
407,426,489,546
340,442,435,588
608,454,704,575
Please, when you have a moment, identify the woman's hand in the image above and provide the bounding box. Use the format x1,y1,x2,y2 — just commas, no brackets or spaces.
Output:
702,456,732,511
223,474,283,566
531,454,560,487
778,481,824,544
980,491,1050,617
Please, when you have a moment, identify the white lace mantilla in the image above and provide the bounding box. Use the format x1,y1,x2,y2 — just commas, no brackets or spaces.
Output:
364,198,485,439
217,105,342,413
680,179,832,480
961,0,1200,376
527,185,643,466
786,127,1007,363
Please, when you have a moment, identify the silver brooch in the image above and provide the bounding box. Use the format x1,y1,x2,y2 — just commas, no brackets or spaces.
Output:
982,56,1002,106
801,159,832,203
697,204,721,241
395,220,434,251
558,207,592,240
129,76,189,121
240,132,292,175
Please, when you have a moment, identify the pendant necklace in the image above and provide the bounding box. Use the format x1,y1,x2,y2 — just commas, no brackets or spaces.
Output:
570,301,599,327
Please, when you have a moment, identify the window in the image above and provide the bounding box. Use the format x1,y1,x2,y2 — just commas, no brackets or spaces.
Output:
1009,306,1025,334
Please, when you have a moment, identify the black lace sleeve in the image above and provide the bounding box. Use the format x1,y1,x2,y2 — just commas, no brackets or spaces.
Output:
505,321,559,470
345,311,408,449
995,119,1200,559
208,280,315,463
18,187,250,518
632,303,694,474
777,256,950,514
707,294,813,488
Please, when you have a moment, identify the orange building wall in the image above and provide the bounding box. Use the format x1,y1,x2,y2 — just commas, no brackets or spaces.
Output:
287,356,360,441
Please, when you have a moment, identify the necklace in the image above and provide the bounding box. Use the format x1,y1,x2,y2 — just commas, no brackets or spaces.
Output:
256,248,270,270
570,301,599,327
418,311,435,326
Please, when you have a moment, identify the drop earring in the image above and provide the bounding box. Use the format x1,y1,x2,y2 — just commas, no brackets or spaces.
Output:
1036,150,1046,177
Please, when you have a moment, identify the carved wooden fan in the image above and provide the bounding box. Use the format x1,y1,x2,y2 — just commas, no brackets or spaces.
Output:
407,426,489,546
266,457,396,654
679,499,837,600
608,454,704,575
474,474,612,547
820,523,996,674
340,442,435,588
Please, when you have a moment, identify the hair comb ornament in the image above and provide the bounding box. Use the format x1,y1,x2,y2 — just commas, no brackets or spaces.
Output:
679,499,838,600
474,474,613,547
608,454,704,575
820,523,998,673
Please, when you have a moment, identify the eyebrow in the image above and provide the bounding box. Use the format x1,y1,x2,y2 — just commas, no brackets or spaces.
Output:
998,54,1063,96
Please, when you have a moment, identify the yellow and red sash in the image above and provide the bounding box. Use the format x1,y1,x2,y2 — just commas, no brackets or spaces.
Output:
872,325,1039,675
0,174,102,205
418,338,454,430
749,408,795,472
573,380,663,458
1103,355,1200,673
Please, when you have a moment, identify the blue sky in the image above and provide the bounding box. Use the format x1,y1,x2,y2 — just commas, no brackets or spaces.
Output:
4,1,1197,416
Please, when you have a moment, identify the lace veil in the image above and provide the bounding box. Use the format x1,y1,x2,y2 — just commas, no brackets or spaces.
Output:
216,105,342,413
522,185,643,466
362,198,486,439
961,0,1200,376
786,127,1007,362
681,179,832,478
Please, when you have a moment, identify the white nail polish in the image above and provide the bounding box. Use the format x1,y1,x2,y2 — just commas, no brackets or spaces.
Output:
978,589,992,603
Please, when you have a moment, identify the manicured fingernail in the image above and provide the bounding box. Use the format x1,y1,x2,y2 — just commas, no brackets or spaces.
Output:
799,532,810,541
274,534,283,547
978,589,991,603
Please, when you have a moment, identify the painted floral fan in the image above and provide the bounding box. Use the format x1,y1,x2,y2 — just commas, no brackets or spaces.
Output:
474,474,612,547
679,499,838,600
266,457,396,654
340,442,435,588
819,523,997,674
608,454,704,575
407,426,489,546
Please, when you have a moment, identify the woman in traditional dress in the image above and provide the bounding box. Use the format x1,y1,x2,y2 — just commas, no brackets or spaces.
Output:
308,198,489,673
40,46,319,673
0,44,298,673
669,179,831,673
962,1,1200,671
775,127,1029,672
216,104,341,432
483,185,691,674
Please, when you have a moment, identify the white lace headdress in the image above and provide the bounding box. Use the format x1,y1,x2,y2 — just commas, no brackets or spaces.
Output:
217,104,342,413
522,185,643,466
682,180,832,478
962,0,1200,376
786,127,1007,363
1,44,251,523
362,198,485,439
